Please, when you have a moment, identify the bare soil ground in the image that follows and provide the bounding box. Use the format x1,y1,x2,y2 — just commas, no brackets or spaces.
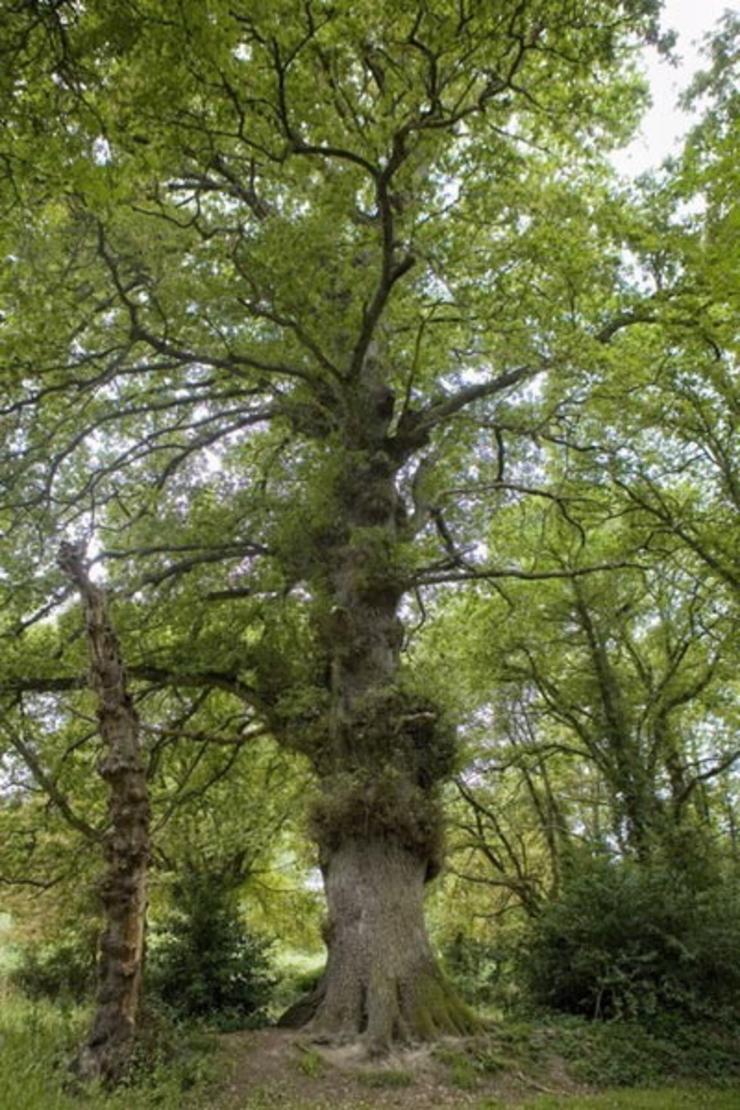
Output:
213,1027,590,1108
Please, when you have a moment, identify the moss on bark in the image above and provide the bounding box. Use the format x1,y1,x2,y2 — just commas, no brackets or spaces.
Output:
280,837,479,1052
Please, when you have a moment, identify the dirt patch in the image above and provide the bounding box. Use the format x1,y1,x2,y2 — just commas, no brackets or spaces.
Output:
212,1027,589,1108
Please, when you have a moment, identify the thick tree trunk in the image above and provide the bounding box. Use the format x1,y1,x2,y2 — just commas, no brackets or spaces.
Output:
276,375,476,1048
305,837,477,1050
58,543,150,1084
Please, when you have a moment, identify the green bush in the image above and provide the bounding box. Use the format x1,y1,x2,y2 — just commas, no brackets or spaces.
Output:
520,853,740,1021
271,959,323,1020
9,931,97,1003
441,932,505,1007
146,868,276,1030
545,1013,740,1087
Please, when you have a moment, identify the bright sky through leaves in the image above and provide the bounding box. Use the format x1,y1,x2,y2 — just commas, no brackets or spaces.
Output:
612,0,734,176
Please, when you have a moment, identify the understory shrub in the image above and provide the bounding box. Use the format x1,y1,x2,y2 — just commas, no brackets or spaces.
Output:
441,932,506,1007
9,929,97,1003
545,1012,740,1087
271,958,324,1019
146,867,276,1030
520,852,740,1021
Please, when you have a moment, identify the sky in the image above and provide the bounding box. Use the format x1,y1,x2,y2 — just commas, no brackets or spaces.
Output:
611,0,734,177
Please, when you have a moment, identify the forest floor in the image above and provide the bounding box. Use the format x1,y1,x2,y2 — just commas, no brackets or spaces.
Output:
211,1026,740,1109
215,1026,583,1107
2,991,740,1109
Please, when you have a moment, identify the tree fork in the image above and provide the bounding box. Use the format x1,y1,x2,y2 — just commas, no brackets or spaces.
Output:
58,542,150,1084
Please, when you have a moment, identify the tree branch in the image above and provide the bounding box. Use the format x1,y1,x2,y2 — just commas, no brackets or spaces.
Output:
412,364,538,435
413,560,644,588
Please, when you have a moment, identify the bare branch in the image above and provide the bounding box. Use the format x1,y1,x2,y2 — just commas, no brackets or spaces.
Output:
413,560,644,588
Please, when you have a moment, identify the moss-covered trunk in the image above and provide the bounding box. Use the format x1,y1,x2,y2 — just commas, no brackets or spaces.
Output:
278,377,475,1047
308,837,476,1049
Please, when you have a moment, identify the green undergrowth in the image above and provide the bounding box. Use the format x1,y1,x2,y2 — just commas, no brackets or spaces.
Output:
513,1090,740,1109
297,1047,324,1077
433,1012,740,1095
543,1013,740,1087
0,991,217,1109
3,987,739,1109
434,1021,543,1091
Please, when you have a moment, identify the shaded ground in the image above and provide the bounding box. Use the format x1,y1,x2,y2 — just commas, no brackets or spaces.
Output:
209,1022,740,1109
2,991,739,1109
214,1027,598,1108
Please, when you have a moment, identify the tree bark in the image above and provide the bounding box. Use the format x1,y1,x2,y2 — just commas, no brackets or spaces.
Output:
276,377,477,1048
306,838,476,1051
58,542,150,1084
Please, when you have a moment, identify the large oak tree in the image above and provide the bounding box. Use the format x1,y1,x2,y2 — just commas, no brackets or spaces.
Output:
2,0,732,1050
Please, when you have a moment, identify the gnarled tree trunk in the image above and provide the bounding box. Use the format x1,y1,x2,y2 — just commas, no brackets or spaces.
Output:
58,543,150,1084
277,374,478,1048
312,838,475,1050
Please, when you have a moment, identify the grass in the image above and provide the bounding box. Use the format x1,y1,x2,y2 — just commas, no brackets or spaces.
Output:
0,915,16,973
434,1026,537,1091
357,1068,415,1088
514,1090,740,1109
440,1013,740,1109
0,989,216,1109
297,1047,324,1077
435,1047,483,1089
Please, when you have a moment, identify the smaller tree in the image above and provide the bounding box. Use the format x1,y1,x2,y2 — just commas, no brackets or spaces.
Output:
147,864,275,1030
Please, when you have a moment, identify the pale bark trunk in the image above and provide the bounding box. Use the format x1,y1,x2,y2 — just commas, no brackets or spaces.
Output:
277,380,475,1048
307,838,477,1051
58,543,150,1084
